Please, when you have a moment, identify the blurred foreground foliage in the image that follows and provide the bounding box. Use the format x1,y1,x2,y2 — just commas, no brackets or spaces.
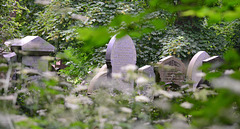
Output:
1,49,240,129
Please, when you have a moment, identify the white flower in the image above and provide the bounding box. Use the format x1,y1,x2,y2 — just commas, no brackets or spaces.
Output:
112,73,122,79
65,95,81,110
196,72,206,77
65,94,93,107
155,90,173,98
120,107,132,114
71,85,88,93
65,95,80,104
212,76,240,94
65,103,79,110
51,86,64,91
78,95,93,105
180,102,193,109
135,95,150,102
168,91,182,98
136,77,148,84
155,90,182,99
37,109,47,116
121,64,138,72
224,69,234,75
98,106,114,116
154,99,171,111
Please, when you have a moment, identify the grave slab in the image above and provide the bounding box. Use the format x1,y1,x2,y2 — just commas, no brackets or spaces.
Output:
187,51,210,89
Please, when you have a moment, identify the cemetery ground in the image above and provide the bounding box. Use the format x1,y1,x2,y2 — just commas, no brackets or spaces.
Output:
1,0,240,129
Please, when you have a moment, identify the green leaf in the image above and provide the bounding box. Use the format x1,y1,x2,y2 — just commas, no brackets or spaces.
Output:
77,27,112,51
150,19,166,29
205,72,222,80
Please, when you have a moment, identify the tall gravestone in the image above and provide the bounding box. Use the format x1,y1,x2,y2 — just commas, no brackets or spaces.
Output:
88,35,136,94
7,36,55,72
156,56,186,86
106,35,136,77
187,51,210,89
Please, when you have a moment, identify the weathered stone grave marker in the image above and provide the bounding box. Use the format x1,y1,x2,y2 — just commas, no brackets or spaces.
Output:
88,71,108,93
156,56,186,86
8,36,55,72
106,35,136,77
99,64,107,73
187,51,210,89
88,35,136,94
137,65,155,95
196,56,224,87
2,52,16,62
87,70,134,94
203,56,223,70
138,65,155,79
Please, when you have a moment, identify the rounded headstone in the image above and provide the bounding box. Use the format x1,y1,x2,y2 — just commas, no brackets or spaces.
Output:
156,56,186,86
99,64,107,73
87,71,134,94
88,71,108,94
106,35,136,77
187,51,210,89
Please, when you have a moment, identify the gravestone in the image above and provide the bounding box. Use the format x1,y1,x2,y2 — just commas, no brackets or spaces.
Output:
156,56,186,86
7,36,55,72
3,52,17,62
187,51,210,89
88,35,136,94
87,71,134,94
22,56,49,71
99,64,107,73
137,65,155,95
88,71,108,94
203,56,223,70
106,35,136,77
196,56,224,87
138,65,155,79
